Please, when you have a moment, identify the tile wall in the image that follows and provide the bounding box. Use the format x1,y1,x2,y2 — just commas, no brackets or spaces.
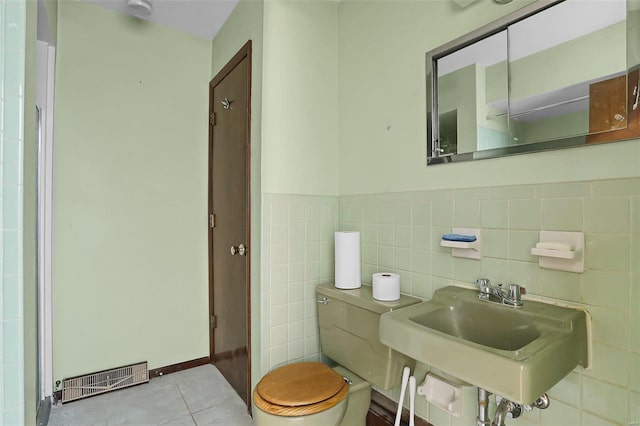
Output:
261,178,638,425
260,194,338,374
1,0,26,424
339,178,639,426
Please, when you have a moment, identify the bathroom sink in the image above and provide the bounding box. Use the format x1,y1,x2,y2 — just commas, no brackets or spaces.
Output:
410,304,541,351
379,286,590,404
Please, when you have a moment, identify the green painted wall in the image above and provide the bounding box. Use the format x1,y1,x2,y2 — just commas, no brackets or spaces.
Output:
338,0,640,195
261,0,339,196
53,1,212,383
630,7,640,67
43,0,57,43
210,0,264,390
485,57,508,105
520,110,589,144
438,64,478,154
509,21,625,101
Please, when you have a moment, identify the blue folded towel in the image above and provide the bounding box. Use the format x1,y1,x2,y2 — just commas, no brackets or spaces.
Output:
442,233,477,242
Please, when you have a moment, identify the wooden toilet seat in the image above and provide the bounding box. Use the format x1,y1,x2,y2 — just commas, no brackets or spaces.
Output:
253,362,349,417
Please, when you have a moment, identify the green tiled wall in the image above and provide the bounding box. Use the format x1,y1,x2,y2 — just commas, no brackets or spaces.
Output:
1,0,26,424
261,181,638,425
339,178,639,426
261,194,338,373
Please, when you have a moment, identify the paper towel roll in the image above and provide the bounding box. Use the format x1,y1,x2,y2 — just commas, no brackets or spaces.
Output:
372,272,400,301
334,231,361,289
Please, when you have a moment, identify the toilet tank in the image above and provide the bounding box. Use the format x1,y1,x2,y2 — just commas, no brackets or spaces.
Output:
316,283,421,390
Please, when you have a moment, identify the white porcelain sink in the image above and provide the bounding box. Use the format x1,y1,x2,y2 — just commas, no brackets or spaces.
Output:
379,286,590,404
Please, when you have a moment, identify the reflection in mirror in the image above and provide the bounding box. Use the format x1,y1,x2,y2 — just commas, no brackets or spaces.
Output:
427,0,640,165
437,31,508,157
505,0,627,145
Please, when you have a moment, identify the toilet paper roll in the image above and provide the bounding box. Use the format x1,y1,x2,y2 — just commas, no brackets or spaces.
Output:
334,231,361,289
372,272,400,301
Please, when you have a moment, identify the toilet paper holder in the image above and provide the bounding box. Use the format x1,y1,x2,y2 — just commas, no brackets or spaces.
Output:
417,373,463,417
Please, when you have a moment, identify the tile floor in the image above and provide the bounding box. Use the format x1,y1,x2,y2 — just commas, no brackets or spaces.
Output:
48,365,254,425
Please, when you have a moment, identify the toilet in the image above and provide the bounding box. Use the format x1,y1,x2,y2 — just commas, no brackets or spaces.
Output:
252,283,420,426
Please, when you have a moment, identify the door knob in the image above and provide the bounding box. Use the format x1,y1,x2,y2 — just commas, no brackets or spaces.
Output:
230,244,247,256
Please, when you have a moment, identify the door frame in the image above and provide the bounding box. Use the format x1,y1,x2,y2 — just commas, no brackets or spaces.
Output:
207,40,252,402
36,40,56,403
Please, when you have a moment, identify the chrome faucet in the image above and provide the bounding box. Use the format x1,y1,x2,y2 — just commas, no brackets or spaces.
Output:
475,278,492,299
474,278,524,307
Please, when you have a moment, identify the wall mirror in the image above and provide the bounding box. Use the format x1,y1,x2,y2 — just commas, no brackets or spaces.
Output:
427,0,640,164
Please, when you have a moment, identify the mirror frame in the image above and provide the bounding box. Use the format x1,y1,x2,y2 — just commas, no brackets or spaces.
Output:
426,0,636,165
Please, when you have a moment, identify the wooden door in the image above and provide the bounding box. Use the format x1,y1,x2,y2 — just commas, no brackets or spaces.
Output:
587,68,640,144
208,41,252,407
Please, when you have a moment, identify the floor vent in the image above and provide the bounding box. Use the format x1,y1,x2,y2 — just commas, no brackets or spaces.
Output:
61,361,149,403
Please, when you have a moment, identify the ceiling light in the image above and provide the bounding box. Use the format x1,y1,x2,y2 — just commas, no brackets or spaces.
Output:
126,0,152,16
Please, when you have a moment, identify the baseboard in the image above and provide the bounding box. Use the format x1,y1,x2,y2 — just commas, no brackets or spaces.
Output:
367,390,432,426
148,356,211,378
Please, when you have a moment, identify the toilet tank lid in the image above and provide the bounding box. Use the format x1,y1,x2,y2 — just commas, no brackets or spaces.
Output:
316,283,421,314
